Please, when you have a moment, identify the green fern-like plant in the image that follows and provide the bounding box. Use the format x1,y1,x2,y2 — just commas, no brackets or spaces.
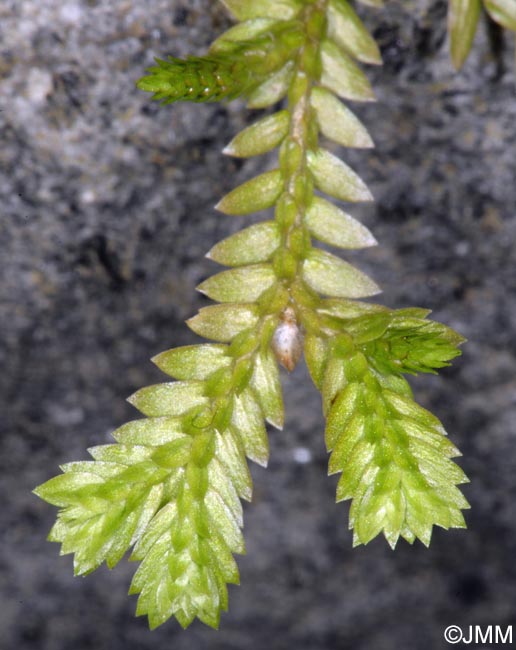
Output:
35,0,507,630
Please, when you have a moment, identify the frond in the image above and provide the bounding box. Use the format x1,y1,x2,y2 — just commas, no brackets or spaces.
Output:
35,0,472,630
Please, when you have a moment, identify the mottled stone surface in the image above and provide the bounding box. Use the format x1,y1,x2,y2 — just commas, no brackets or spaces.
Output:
2,1,516,648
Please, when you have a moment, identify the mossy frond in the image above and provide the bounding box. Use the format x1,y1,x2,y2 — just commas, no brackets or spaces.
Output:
35,0,471,629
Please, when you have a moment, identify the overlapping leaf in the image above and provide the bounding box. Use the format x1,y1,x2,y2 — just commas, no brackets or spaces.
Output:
305,310,469,548
484,0,516,30
448,0,481,70
327,358,469,548
447,0,516,69
36,0,471,632
36,334,284,628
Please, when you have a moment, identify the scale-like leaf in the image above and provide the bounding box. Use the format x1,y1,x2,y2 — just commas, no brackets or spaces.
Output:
187,304,259,342
250,347,284,429
247,62,294,108
224,111,290,158
320,40,376,102
216,169,283,215
197,264,276,302
317,298,388,320
220,0,301,21
231,389,270,466
152,345,230,380
306,196,377,248
355,0,384,6
307,149,373,202
311,87,374,148
448,0,481,70
484,0,516,30
207,221,281,266
302,249,381,298
211,18,278,54
128,382,207,417
328,0,382,65
215,429,253,501
112,417,185,446
304,334,330,390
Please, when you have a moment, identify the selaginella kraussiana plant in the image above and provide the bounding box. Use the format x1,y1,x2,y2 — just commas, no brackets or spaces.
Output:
35,0,516,631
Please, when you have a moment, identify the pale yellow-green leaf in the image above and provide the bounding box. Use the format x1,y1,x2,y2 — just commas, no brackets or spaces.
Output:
111,417,186,446
127,382,207,417
326,384,363,449
33,472,103,506
321,355,347,415
205,526,240,584
216,169,283,215
151,437,193,469
231,389,269,466
306,196,377,249
197,264,276,302
320,40,376,102
304,334,330,390
307,149,373,202
208,457,243,523
220,0,301,21
317,298,387,320
87,443,154,464
210,18,278,53
152,344,230,380
328,0,382,65
355,0,384,6
448,0,481,70
302,249,381,298
247,62,294,109
207,221,281,266
205,489,245,551
130,502,177,562
187,304,259,342
224,111,290,158
311,87,374,149
484,0,516,30
215,429,253,501
250,348,284,429
383,390,443,430
329,415,368,478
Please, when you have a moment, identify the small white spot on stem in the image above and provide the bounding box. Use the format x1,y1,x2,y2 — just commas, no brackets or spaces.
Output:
293,447,312,464
272,307,303,372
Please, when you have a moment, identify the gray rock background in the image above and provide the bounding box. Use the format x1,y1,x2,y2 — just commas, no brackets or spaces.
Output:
2,1,515,648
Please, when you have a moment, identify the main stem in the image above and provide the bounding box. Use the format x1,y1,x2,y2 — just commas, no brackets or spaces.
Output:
271,0,328,366
199,2,330,424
